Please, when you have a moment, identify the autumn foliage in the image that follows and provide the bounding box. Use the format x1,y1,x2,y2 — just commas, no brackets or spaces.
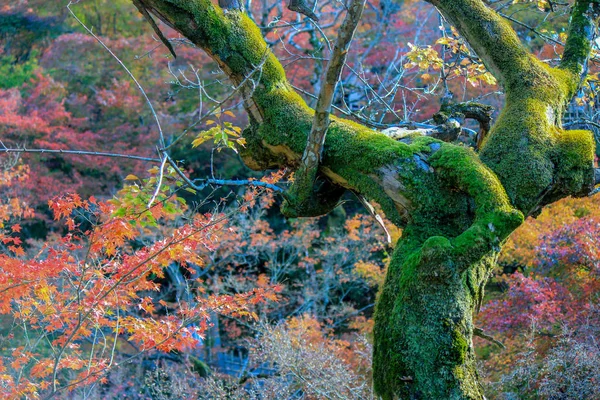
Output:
0,167,285,398
1,0,600,398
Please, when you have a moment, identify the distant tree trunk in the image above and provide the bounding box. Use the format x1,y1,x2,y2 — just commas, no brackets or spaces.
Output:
133,0,598,397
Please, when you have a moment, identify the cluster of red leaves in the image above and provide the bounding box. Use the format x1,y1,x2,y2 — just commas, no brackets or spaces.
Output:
480,272,574,333
0,21,226,217
0,163,34,256
482,196,600,335
0,183,280,398
478,196,600,388
0,72,158,208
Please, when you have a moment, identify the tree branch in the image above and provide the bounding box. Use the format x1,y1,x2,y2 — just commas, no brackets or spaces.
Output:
193,178,286,193
473,326,505,349
132,0,595,225
133,0,445,226
560,0,600,90
427,0,596,214
434,100,493,148
285,0,365,216
426,0,548,90
305,0,365,171
132,0,177,58
0,147,161,163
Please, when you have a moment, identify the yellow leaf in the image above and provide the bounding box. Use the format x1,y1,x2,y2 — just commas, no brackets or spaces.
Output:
223,110,235,117
35,286,51,303
191,138,207,148
125,174,139,181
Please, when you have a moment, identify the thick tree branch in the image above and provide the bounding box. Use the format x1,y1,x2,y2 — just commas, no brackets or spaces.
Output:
560,0,600,89
425,0,596,215
426,0,549,91
133,0,456,227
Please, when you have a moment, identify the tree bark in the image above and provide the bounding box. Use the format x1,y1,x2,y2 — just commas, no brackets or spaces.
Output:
132,0,598,398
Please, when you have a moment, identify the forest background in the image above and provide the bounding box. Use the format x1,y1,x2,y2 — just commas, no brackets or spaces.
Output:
0,0,599,398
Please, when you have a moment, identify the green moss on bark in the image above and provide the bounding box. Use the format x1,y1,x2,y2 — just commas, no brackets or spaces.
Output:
374,142,522,399
480,77,595,213
431,0,594,215
141,3,597,399
248,85,460,225
374,228,484,400
553,129,596,196
560,0,598,80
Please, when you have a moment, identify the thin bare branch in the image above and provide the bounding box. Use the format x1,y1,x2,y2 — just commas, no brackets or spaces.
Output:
67,1,167,148
163,153,286,194
0,147,161,163
147,153,168,208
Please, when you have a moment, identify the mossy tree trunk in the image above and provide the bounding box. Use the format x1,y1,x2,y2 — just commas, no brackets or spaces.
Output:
134,0,598,398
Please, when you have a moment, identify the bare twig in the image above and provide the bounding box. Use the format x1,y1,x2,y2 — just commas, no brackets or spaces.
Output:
195,178,286,193
356,194,392,244
67,2,167,149
162,152,285,195
68,1,172,209
0,147,161,163
474,326,505,349
499,11,565,47
147,152,168,208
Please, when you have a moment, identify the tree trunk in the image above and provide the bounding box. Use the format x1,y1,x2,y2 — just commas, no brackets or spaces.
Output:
374,234,497,399
132,0,598,398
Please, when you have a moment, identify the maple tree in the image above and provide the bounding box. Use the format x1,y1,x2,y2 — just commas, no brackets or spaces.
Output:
0,164,284,398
